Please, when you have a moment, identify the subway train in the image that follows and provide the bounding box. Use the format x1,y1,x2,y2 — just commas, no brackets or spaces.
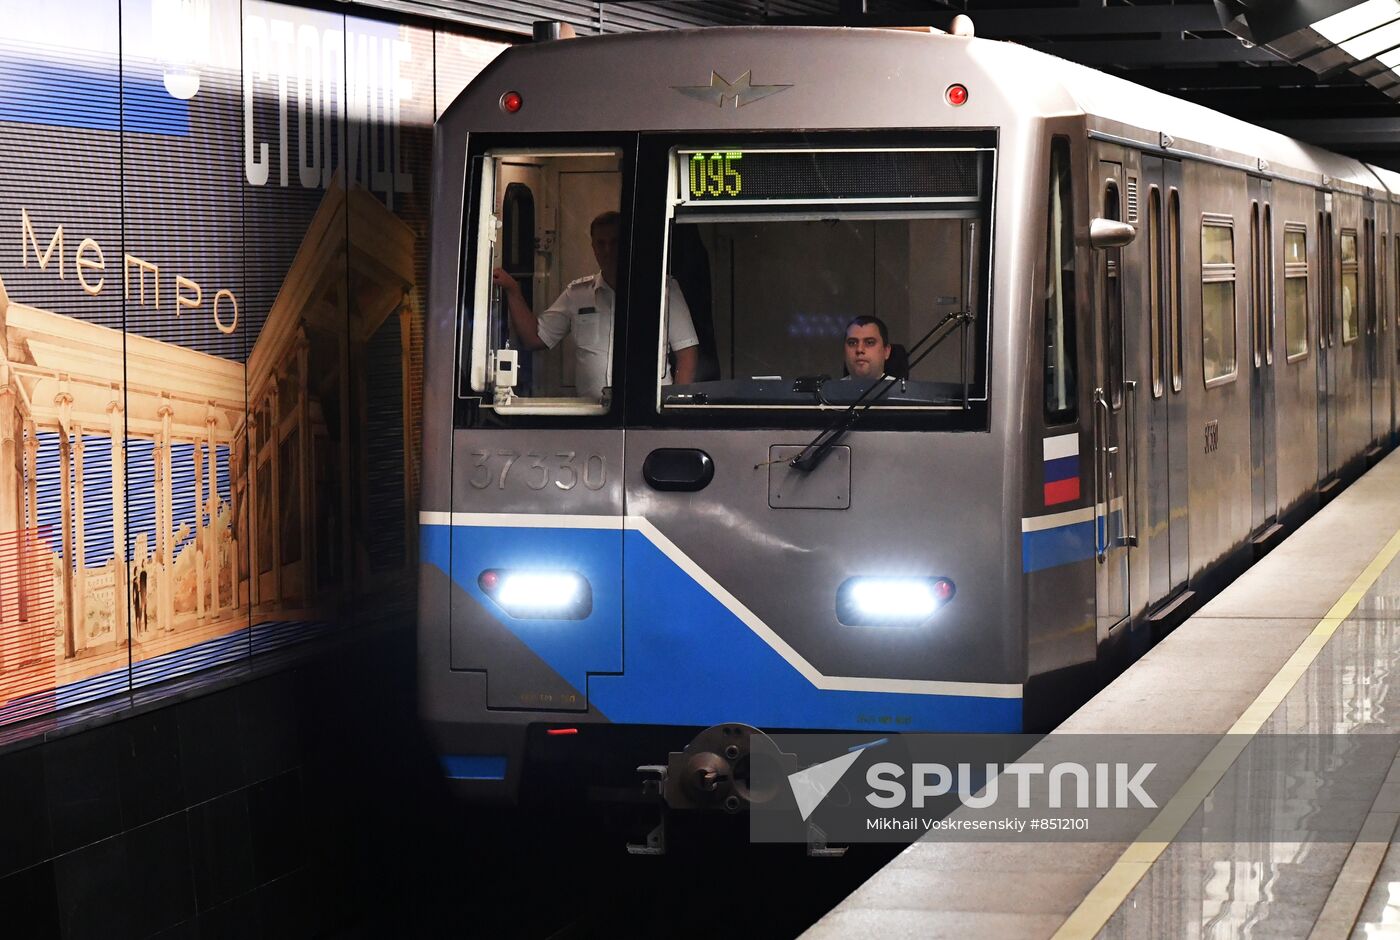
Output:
416,22,1400,815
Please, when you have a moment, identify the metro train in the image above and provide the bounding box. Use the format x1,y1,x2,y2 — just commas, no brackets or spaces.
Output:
417,22,1400,816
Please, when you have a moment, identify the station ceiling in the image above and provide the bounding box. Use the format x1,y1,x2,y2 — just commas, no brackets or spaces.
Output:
364,0,1400,172
771,0,1400,172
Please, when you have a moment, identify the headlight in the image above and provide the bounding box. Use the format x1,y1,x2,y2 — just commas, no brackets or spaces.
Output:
836,576,955,627
478,570,592,620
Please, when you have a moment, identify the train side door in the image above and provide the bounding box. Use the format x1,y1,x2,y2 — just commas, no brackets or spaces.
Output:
1247,177,1279,535
1140,157,1188,608
1367,203,1389,454
1393,205,1399,445
1093,160,1132,639
1316,190,1337,485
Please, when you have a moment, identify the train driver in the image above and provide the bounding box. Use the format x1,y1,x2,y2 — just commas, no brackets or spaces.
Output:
491,211,699,400
844,315,892,380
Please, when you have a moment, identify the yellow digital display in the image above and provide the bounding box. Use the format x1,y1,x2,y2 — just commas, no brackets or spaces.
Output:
680,148,982,203
688,151,743,198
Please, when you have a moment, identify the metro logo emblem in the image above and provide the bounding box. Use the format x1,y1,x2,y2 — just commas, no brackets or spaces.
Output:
1043,433,1081,506
672,71,792,108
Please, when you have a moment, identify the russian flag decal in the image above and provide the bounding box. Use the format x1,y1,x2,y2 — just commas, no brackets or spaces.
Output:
1043,433,1080,506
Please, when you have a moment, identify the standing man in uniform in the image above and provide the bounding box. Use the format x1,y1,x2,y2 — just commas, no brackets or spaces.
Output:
491,211,698,400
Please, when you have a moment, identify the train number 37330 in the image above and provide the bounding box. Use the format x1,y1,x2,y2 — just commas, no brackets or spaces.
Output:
469,450,607,491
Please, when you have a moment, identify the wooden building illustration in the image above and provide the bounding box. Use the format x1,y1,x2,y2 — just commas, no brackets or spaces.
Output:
0,179,419,710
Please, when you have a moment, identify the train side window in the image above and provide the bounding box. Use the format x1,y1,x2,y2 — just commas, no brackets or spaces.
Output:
1341,230,1360,343
1044,137,1078,424
465,148,625,414
1373,219,1383,336
1201,217,1238,386
1103,180,1124,410
1395,234,1400,331
1148,187,1163,398
1365,219,1376,337
1284,225,1309,361
1169,190,1183,392
1264,204,1275,364
1250,202,1261,368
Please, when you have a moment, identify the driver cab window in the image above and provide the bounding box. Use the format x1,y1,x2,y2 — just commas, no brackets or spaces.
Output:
661,147,990,411
467,148,623,413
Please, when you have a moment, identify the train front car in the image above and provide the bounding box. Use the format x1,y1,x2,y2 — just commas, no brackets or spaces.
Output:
419,27,1072,811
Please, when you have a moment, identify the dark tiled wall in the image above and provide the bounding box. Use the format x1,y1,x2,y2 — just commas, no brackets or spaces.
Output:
0,627,460,939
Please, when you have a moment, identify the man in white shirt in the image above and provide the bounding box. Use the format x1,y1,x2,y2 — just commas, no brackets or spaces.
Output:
844,315,892,380
491,211,699,400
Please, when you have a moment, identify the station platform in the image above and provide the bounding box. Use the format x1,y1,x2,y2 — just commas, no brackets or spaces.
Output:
806,449,1400,939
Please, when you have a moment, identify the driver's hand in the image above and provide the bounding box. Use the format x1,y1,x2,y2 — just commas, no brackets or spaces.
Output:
491,268,519,293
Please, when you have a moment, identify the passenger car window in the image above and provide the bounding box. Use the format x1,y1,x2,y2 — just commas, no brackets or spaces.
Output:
1201,218,1237,385
1284,225,1309,362
1045,137,1077,423
1148,188,1163,398
1341,230,1359,344
1169,190,1183,392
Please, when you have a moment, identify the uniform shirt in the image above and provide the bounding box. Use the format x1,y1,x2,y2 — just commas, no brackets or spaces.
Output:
536,272,699,400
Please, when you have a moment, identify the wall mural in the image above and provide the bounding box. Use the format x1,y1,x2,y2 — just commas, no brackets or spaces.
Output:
0,0,504,728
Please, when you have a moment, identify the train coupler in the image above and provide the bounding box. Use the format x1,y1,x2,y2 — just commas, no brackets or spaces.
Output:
624,724,803,855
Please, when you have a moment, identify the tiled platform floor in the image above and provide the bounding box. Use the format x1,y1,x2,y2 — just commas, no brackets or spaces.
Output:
807,450,1400,939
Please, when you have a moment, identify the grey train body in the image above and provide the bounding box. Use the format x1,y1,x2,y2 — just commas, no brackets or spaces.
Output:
418,26,1400,803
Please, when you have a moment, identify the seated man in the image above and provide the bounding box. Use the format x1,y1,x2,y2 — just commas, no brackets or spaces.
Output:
492,211,698,400
843,315,893,380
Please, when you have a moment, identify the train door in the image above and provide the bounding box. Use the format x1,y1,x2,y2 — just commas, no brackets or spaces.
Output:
448,146,629,714
1094,160,1132,638
1247,177,1279,535
1141,156,1188,609
1368,204,1390,453
1388,215,1400,445
1316,190,1337,485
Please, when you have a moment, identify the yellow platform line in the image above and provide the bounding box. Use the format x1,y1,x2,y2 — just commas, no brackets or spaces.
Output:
1053,525,1400,940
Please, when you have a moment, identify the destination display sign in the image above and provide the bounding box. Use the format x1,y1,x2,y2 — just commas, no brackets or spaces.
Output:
680,149,982,203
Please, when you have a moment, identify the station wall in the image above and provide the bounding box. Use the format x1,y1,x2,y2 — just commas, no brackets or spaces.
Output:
0,0,507,733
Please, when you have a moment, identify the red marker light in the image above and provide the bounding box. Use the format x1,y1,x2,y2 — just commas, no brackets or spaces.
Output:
545,727,578,736
479,570,500,591
945,84,969,107
501,91,523,114
933,578,956,602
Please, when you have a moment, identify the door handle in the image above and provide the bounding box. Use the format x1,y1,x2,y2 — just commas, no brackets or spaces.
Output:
1093,388,1109,563
1118,379,1140,548
642,448,715,492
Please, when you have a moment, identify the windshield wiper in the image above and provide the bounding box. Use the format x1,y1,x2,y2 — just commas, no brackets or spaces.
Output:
787,309,973,473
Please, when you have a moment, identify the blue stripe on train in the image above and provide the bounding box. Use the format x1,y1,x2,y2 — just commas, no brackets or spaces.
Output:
1043,454,1080,484
422,523,1022,733
1022,519,1097,573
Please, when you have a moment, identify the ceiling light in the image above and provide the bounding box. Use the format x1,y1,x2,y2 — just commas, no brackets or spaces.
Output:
1340,18,1400,59
1314,0,1400,44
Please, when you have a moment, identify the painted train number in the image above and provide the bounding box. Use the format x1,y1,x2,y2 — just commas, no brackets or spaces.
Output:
470,450,607,491
1203,420,1219,454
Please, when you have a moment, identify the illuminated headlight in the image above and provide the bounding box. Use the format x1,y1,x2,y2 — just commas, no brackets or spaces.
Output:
478,570,592,620
836,576,955,627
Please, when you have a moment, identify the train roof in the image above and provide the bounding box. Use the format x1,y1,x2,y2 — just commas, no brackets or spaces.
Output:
448,25,1394,200
996,38,1389,196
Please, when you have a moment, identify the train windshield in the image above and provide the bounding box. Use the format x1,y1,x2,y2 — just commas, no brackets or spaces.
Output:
660,146,992,411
